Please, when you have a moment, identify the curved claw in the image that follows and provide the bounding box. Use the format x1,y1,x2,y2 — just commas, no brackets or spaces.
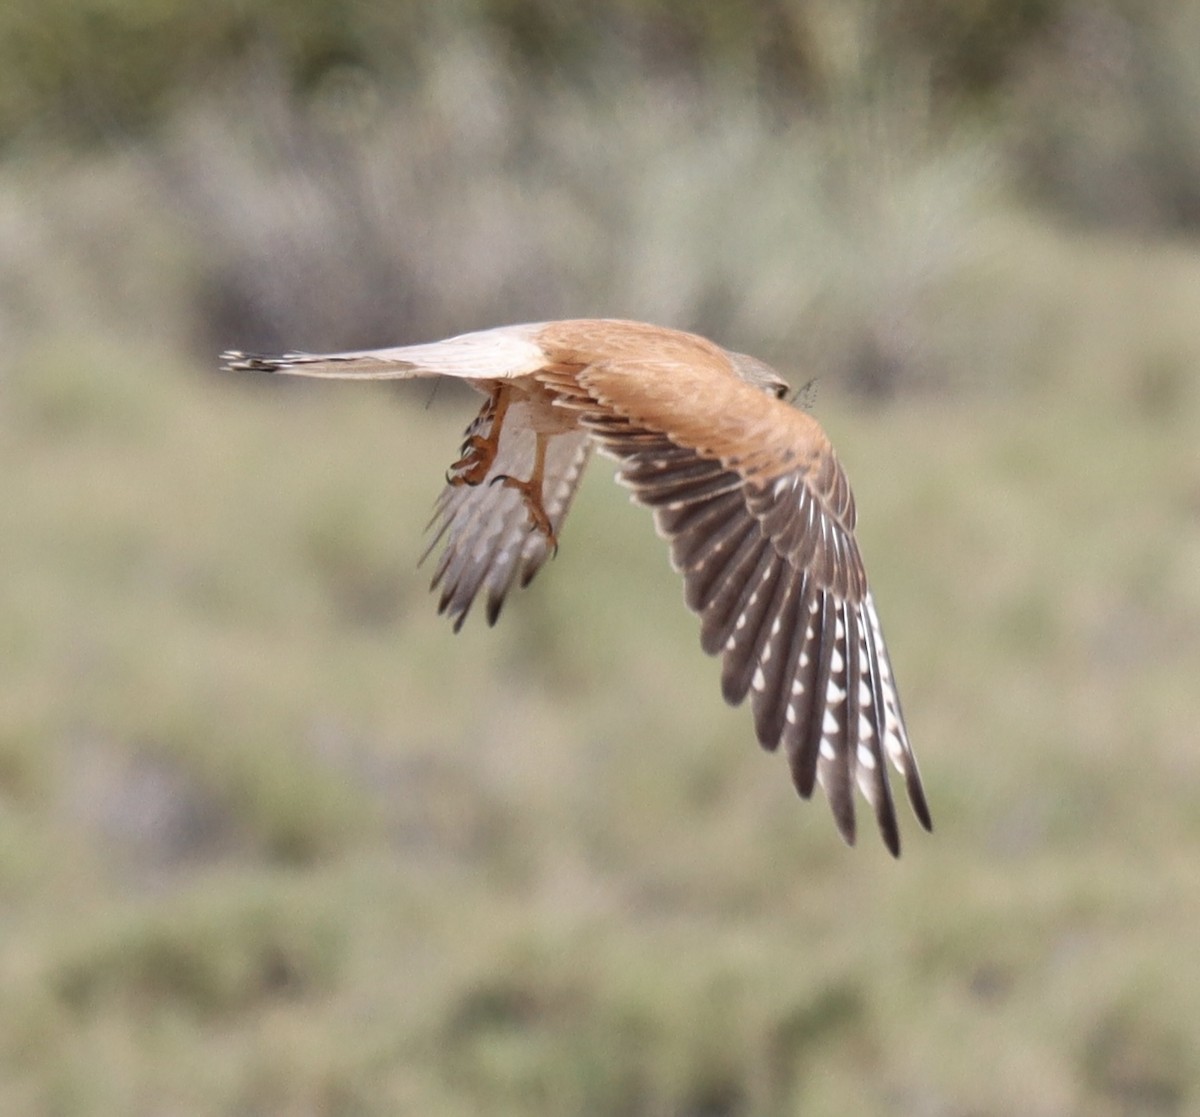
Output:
448,440,494,487
490,472,557,551
447,387,510,487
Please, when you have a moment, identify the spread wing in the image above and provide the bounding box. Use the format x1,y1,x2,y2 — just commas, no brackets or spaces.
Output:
423,396,592,631
552,356,930,855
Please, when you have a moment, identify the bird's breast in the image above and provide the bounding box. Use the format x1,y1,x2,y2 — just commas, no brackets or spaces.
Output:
511,376,586,436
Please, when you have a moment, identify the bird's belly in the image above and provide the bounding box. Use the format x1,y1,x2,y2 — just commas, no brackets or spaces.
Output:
511,379,580,436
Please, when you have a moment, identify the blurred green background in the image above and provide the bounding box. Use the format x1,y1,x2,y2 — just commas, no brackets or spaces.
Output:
2,1,1199,1114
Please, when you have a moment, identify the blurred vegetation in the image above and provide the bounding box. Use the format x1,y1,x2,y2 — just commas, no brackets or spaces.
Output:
2,1,1200,1114
0,0,1056,144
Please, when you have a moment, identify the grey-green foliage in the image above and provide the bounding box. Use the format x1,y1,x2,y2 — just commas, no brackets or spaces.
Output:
0,0,1061,145
3,203,1200,1113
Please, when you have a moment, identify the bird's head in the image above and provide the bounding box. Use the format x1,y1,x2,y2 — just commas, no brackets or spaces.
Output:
727,350,790,401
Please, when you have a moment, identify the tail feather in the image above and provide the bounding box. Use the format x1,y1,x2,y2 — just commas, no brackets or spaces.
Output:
220,350,422,379
221,323,549,381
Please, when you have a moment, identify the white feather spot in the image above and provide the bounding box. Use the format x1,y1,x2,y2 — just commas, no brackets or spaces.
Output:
822,709,840,736
751,666,766,692
819,738,836,761
857,744,877,770
785,703,797,725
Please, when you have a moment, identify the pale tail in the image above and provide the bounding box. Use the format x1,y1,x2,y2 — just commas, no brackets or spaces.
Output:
221,323,549,381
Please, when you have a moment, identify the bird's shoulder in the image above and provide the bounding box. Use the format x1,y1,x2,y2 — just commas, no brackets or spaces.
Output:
534,318,733,375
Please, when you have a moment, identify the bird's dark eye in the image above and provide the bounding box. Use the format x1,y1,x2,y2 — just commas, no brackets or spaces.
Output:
773,383,789,401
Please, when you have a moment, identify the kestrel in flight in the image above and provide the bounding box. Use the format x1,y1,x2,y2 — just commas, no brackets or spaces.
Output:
223,319,931,854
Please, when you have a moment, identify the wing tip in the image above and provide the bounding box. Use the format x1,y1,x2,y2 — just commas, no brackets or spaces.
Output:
909,771,934,833
435,587,473,633
878,810,902,858
832,801,858,849
789,737,819,801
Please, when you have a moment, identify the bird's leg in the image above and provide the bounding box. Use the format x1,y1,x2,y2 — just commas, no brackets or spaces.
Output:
447,384,511,486
490,432,557,553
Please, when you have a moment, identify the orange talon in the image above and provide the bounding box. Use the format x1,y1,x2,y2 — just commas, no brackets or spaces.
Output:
490,474,557,552
489,432,557,553
448,435,494,486
446,385,511,487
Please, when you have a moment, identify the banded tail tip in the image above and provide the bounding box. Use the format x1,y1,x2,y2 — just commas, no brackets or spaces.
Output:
220,350,292,373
